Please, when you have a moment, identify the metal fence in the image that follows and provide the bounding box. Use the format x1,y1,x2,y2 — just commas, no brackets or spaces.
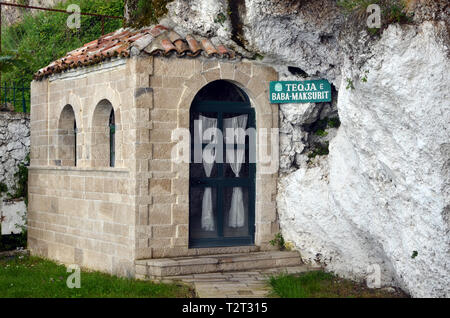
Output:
0,83,30,113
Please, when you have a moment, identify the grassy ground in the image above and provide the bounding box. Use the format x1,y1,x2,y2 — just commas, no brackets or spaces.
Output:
269,271,408,298
0,254,193,298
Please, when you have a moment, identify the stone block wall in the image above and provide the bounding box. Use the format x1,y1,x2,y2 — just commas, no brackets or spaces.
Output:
0,111,30,191
0,110,29,235
28,59,140,276
29,55,280,276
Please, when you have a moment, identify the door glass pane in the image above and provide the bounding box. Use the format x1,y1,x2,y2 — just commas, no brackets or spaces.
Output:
189,186,218,239
224,146,249,178
190,161,218,178
223,187,249,238
190,111,219,177
223,112,249,179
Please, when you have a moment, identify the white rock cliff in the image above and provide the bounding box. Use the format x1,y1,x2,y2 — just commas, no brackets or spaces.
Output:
278,21,449,297
163,0,450,297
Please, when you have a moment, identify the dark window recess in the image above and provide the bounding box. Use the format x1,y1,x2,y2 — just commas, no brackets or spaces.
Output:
74,120,77,167
109,109,115,167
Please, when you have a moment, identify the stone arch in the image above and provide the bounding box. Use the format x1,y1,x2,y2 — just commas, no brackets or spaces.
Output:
179,65,273,123
56,104,77,166
90,99,118,167
171,61,279,250
60,92,82,124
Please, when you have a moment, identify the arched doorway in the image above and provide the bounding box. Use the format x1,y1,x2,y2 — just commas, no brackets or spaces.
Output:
189,80,256,248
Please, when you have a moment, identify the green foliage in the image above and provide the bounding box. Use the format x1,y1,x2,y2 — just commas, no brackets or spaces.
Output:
269,271,407,298
0,255,193,297
126,0,173,28
0,50,30,73
411,251,418,259
327,117,341,128
252,53,264,61
312,117,341,134
361,70,369,82
269,233,286,251
386,2,414,24
337,0,375,13
308,142,329,159
367,27,380,35
346,78,355,90
307,116,340,160
8,154,29,204
214,12,227,25
315,129,328,137
337,0,413,33
0,182,7,194
1,0,124,112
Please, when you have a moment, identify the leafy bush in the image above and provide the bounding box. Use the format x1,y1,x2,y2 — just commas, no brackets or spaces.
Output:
125,0,173,28
1,0,124,112
270,233,286,251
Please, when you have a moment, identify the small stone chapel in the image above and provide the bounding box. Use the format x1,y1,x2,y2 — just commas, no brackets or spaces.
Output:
28,24,299,278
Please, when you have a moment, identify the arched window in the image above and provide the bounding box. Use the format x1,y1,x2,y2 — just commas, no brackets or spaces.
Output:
92,99,116,167
109,109,115,167
57,105,77,166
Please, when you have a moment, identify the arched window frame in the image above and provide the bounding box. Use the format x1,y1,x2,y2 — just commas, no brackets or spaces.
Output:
91,99,118,168
57,104,77,167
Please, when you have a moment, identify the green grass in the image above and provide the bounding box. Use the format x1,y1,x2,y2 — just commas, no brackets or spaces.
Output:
1,0,124,112
0,255,193,298
269,271,407,298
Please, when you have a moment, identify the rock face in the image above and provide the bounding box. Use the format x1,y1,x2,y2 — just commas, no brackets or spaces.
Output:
1,0,63,26
1,200,26,235
0,111,30,193
279,21,450,297
167,0,344,85
161,0,450,297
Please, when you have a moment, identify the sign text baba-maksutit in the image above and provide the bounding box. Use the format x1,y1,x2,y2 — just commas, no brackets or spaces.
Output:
270,79,332,103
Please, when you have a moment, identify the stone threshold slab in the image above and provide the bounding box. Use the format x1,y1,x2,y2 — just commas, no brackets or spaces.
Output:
137,251,303,278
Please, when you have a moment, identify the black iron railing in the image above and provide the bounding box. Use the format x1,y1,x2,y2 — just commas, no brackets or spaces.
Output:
0,83,30,113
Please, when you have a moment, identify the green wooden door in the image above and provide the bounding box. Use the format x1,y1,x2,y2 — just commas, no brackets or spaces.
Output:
189,101,256,248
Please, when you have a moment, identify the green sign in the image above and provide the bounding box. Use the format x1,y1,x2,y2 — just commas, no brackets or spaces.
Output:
270,80,332,103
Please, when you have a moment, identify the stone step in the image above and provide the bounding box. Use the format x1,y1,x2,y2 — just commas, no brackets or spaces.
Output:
135,251,303,278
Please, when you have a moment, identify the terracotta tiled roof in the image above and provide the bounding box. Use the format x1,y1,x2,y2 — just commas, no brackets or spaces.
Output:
34,24,236,80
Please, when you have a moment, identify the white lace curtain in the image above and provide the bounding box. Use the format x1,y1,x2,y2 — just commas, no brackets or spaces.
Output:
199,115,217,231
224,114,248,228
199,114,248,231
